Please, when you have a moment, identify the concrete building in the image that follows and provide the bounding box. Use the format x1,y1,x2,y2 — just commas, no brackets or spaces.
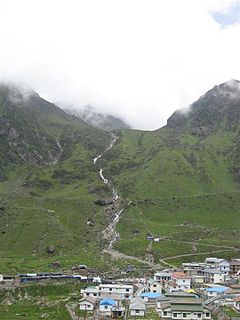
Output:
79,297,96,311
205,286,229,298
140,292,161,305
99,298,117,315
147,278,163,294
205,258,230,275
170,272,191,292
81,286,99,298
202,269,225,284
230,259,240,274
154,270,172,283
129,298,146,317
160,298,212,320
99,283,133,300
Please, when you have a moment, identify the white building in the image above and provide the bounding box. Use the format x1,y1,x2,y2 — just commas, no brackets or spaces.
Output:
99,283,133,300
79,297,96,311
205,258,230,275
81,286,99,298
147,278,163,294
129,298,146,317
202,269,225,284
99,298,117,315
154,270,172,282
0,275,3,282
170,272,191,292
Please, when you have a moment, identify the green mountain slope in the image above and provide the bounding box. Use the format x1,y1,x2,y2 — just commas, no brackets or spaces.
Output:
0,80,240,272
0,83,114,272
100,80,240,265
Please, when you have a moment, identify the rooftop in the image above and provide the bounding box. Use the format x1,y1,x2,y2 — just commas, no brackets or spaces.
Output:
206,286,228,293
140,292,161,299
172,272,191,279
100,298,116,306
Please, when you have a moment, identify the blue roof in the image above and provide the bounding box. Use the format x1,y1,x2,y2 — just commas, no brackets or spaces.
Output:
100,298,116,306
140,292,161,298
206,286,228,293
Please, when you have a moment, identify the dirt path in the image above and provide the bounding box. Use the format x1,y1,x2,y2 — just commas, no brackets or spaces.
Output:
65,304,78,320
162,248,240,261
168,239,240,251
104,249,169,269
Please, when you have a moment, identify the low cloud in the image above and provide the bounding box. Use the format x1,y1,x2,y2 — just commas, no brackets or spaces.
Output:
0,0,240,130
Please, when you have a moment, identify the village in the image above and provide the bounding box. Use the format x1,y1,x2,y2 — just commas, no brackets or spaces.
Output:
1,257,240,320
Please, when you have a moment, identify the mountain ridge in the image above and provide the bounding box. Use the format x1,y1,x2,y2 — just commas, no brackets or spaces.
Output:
0,80,240,272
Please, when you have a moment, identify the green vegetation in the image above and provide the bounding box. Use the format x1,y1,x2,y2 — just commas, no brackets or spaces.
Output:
0,282,85,319
101,82,240,263
0,81,240,272
221,306,240,318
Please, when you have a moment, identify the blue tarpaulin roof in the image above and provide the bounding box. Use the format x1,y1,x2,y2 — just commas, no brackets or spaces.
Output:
100,298,117,306
140,292,161,298
206,286,228,293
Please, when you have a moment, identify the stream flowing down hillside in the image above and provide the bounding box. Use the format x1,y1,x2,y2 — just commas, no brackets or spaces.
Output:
93,134,130,250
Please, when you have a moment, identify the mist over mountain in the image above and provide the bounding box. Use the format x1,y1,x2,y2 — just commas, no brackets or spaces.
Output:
167,79,240,136
63,105,131,131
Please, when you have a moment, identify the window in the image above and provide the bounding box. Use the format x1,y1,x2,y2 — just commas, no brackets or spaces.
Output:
87,305,91,308
94,293,97,296
206,313,210,317
153,284,157,287
109,288,112,291
163,311,167,316
86,293,89,296
197,313,202,318
136,310,140,314
104,306,108,309
183,313,187,318
126,288,129,292
173,313,177,318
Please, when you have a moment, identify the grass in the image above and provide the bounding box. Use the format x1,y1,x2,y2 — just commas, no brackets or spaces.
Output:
0,281,87,320
221,307,240,318
0,303,71,320
101,127,240,264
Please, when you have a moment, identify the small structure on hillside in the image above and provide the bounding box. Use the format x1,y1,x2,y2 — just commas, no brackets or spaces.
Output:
79,297,96,311
99,298,117,315
129,297,146,317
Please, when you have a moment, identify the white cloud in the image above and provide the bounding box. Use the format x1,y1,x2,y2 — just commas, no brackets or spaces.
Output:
0,0,240,130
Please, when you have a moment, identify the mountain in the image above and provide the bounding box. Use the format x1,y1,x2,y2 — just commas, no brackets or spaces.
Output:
0,83,113,272
100,80,240,265
0,80,240,272
64,105,131,131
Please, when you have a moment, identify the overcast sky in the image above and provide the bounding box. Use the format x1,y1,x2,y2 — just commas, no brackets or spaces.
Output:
0,0,240,130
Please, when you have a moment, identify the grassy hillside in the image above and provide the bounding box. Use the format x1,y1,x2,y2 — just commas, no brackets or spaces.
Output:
99,81,240,265
0,83,117,272
0,80,240,271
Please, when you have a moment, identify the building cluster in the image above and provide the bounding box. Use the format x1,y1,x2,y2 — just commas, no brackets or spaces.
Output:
0,257,239,319
79,257,240,319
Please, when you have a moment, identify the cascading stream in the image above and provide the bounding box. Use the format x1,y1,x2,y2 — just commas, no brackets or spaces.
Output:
93,134,129,250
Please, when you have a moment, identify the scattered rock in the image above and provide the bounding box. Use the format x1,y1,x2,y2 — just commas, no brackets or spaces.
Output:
46,246,55,254
51,261,61,268
94,199,113,206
